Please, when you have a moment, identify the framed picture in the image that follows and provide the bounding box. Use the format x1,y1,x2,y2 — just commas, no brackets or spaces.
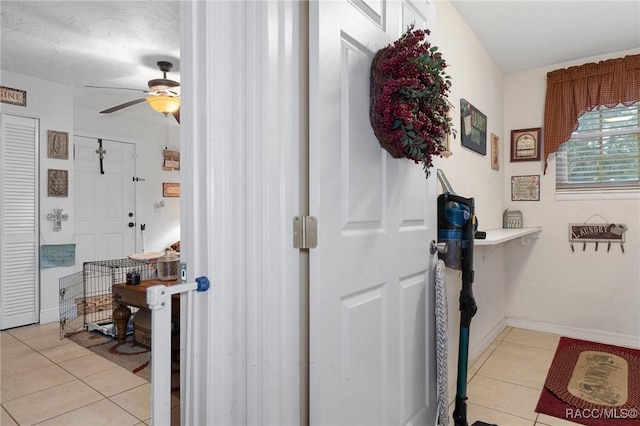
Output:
163,149,180,171
163,182,180,197
1,85,27,107
460,98,487,155
47,130,69,159
48,169,68,197
510,127,541,162
439,112,453,158
511,175,540,201
490,133,499,170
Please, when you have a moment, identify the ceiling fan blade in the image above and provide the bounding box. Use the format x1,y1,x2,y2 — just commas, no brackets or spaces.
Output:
86,85,150,94
172,107,180,124
100,98,147,114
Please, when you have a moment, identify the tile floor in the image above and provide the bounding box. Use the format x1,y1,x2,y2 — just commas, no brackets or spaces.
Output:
1,322,178,426
2,323,580,425
454,326,581,426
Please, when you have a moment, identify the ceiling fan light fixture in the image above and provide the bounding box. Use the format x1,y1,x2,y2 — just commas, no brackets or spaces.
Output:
146,95,180,114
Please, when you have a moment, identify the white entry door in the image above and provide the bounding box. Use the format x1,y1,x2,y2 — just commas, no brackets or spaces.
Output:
309,1,437,424
74,136,136,266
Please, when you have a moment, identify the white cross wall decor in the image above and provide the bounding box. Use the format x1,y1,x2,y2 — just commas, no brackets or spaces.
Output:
47,207,69,231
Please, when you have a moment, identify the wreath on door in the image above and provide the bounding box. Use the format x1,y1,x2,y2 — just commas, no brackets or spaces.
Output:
370,25,455,178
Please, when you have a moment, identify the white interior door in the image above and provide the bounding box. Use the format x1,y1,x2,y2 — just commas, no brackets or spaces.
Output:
74,136,136,267
309,1,437,424
0,114,39,330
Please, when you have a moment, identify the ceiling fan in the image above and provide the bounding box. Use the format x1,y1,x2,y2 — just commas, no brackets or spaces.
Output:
87,61,180,123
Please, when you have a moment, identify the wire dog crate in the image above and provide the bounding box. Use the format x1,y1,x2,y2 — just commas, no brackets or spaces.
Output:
59,258,156,339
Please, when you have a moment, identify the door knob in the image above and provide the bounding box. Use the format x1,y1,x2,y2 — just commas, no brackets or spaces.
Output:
430,240,447,255
128,222,135,228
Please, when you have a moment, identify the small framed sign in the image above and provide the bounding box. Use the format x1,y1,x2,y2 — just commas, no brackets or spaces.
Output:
163,149,180,171
163,182,180,197
0,86,27,107
510,128,541,162
511,175,540,201
40,244,76,268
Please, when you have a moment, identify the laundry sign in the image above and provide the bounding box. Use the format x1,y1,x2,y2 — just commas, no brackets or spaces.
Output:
569,223,627,253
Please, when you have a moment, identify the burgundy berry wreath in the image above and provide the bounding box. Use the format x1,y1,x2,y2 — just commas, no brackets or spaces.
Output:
370,25,455,177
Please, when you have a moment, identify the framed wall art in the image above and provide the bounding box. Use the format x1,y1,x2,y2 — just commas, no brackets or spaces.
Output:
0,85,27,107
490,133,499,170
163,182,180,197
47,130,69,159
511,175,540,201
163,149,180,171
48,169,68,197
460,98,487,155
510,127,541,162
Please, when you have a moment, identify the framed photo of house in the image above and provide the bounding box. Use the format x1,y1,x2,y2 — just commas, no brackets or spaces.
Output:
47,130,69,159
510,128,541,162
163,182,180,197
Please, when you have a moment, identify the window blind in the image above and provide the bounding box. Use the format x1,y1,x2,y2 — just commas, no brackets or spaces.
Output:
556,104,640,191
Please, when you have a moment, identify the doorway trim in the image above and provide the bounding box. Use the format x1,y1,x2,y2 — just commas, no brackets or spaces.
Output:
180,1,302,424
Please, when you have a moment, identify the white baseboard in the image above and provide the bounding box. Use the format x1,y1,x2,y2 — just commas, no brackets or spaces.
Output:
507,317,640,349
468,317,509,363
447,318,509,395
39,307,59,325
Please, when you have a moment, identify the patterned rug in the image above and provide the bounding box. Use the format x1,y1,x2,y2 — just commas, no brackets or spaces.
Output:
536,337,640,426
67,330,152,381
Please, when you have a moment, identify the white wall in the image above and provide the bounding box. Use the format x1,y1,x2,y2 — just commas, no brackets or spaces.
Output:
432,1,509,383
0,70,180,324
432,4,640,376
503,49,640,347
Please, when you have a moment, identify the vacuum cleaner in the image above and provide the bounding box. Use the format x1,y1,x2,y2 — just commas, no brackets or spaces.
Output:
436,170,496,426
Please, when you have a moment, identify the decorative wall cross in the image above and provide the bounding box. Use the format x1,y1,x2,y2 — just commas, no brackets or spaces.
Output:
47,207,69,231
96,139,107,174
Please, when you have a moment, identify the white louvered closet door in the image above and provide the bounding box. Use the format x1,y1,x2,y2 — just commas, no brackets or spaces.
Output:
0,114,39,330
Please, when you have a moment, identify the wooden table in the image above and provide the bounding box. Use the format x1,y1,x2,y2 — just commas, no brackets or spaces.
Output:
112,279,178,344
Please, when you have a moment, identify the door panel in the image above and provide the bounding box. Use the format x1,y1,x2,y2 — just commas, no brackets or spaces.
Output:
309,0,436,424
74,136,136,268
0,114,39,329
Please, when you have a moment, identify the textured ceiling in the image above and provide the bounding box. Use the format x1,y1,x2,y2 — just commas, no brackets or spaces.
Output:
1,1,180,87
1,1,180,121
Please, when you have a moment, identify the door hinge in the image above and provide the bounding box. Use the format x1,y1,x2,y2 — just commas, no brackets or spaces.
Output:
293,215,318,249
132,176,146,182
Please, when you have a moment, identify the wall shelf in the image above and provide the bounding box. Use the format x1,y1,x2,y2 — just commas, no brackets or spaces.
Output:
474,227,542,246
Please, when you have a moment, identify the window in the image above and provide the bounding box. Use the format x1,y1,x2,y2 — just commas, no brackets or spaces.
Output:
556,103,640,194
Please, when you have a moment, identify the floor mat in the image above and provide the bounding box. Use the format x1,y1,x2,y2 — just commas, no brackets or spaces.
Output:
536,337,640,426
66,329,180,397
